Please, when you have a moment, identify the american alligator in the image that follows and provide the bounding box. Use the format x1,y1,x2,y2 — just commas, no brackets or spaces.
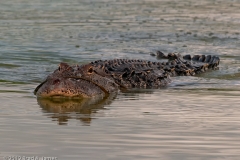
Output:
34,51,220,98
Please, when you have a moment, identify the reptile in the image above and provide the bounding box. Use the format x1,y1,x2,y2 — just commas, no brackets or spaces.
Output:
34,51,220,98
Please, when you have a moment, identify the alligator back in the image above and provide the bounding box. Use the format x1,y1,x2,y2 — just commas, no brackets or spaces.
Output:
90,53,220,89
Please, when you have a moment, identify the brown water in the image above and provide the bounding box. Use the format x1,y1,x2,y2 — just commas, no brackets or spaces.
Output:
1,0,240,159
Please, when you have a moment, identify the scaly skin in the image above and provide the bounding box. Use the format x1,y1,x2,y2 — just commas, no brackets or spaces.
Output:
34,52,220,98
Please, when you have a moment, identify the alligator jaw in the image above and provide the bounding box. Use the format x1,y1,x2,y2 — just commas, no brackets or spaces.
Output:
34,76,107,98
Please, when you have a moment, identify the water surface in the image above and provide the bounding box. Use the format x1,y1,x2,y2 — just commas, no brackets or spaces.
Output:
1,0,240,159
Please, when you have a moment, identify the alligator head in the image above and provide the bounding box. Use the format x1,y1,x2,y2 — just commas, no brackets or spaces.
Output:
34,62,119,98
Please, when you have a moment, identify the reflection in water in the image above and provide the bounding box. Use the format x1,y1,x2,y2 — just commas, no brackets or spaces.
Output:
37,89,155,125
120,88,155,98
37,94,117,125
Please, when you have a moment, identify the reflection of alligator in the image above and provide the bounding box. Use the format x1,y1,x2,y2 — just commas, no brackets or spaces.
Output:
38,93,117,125
34,51,220,98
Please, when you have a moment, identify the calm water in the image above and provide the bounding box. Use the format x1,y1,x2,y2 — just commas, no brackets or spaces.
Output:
1,0,240,159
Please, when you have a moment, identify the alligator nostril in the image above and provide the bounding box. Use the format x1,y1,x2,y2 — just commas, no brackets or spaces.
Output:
88,67,93,73
53,79,60,85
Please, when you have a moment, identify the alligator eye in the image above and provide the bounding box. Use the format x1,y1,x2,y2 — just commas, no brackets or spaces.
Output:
88,67,93,73
58,67,60,71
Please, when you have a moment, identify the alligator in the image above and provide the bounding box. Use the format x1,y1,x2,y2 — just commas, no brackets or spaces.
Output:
34,51,220,98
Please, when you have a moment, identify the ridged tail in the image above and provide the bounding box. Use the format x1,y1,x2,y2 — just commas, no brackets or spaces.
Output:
157,51,220,76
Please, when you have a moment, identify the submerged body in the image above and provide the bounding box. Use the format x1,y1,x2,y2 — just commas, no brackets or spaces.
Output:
34,52,220,98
